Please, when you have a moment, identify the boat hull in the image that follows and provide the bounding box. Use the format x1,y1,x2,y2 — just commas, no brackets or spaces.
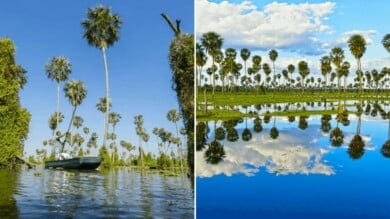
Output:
45,157,101,170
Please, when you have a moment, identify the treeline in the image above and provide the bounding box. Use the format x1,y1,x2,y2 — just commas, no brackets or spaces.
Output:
196,32,390,94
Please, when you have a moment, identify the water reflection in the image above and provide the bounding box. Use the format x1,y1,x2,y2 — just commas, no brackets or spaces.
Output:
0,169,20,218
197,101,389,178
0,168,193,218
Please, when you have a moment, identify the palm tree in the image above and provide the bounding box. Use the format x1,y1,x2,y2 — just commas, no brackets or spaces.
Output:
167,109,183,173
382,33,390,53
73,115,84,129
96,97,112,114
61,80,87,153
196,43,207,92
45,56,72,136
200,32,223,95
82,5,122,149
298,60,309,92
320,56,332,89
48,112,64,136
287,64,295,85
340,61,351,91
269,49,278,86
134,114,149,168
330,47,345,92
240,48,251,83
108,112,121,134
348,34,366,94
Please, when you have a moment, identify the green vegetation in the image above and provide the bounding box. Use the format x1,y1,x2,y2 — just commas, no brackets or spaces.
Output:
162,13,194,178
0,38,31,168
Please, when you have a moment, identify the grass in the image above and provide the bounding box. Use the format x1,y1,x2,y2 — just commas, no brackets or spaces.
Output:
196,90,389,121
197,90,390,107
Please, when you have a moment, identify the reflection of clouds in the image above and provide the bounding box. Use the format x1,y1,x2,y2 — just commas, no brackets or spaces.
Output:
197,126,334,178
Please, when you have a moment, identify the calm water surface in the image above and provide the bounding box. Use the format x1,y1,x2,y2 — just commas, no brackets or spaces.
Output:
0,168,193,218
197,101,390,219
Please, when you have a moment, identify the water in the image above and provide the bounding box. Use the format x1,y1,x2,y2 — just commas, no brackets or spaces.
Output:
197,101,390,218
0,168,193,218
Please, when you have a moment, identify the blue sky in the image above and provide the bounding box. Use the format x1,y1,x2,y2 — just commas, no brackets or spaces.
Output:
0,0,193,157
196,0,390,76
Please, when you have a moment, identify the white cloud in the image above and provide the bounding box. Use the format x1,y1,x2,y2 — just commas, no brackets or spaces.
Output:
197,126,335,178
196,0,336,55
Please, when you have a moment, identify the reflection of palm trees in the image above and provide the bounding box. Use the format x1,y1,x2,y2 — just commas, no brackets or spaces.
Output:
242,114,252,141
381,112,390,158
227,127,239,142
223,119,239,142
204,140,226,164
270,117,279,139
215,127,226,141
253,116,263,133
321,114,332,133
348,101,365,159
348,135,365,159
330,127,344,147
298,116,308,130
242,128,252,141
0,169,20,218
288,115,295,123
196,122,209,151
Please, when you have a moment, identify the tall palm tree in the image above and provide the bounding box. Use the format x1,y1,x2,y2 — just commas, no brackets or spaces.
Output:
45,56,72,136
167,109,183,173
200,32,223,95
340,61,351,91
73,115,84,129
108,112,121,134
269,49,278,86
134,114,149,168
240,48,251,80
348,34,366,94
320,56,332,89
298,60,309,93
48,112,64,136
382,33,390,53
62,80,87,153
287,64,295,85
330,47,345,92
196,43,207,93
82,5,122,148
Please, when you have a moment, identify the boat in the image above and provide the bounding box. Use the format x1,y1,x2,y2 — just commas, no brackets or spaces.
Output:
45,156,102,170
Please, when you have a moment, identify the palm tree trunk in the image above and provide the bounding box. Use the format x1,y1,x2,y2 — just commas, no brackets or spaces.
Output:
53,82,60,157
358,58,363,95
175,122,183,174
212,59,215,95
61,106,77,153
101,47,110,149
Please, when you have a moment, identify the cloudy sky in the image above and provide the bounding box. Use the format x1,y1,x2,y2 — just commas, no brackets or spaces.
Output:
196,0,390,76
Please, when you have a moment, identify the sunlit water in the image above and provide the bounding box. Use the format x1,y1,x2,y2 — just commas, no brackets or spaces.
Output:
197,101,390,219
0,168,193,218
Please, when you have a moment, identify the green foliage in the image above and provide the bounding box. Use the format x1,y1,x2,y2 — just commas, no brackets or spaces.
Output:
157,153,173,170
99,146,111,168
0,38,30,167
163,14,194,177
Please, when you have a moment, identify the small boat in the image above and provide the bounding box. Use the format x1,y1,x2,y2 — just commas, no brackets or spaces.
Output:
45,156,102,170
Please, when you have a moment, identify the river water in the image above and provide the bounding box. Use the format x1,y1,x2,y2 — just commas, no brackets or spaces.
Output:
197,100,390,218
0,168,193,218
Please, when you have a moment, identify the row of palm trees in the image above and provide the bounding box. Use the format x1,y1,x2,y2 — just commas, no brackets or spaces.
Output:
197,32,390,94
